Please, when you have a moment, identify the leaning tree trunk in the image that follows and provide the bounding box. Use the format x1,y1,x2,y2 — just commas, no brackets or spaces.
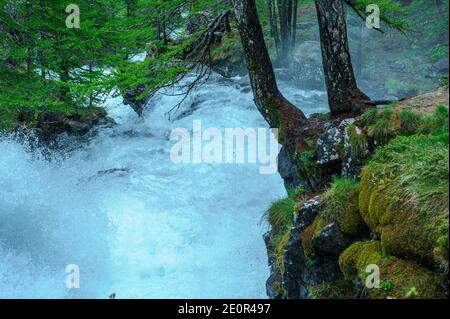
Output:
315,0,370,116
231,0,306,148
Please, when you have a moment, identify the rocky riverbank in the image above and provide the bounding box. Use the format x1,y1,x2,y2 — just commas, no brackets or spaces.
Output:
0,106,115,146
266,86,449,299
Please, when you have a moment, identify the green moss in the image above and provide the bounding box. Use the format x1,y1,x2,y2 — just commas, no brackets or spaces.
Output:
321,177,366,237
267,188,306,275
359,133,449,268
296,149,321,181
300,215,328,260
275,232,290,274
266,97,281,130
300,178,366,260
428,44,449,61
307,280,355,299
339,241,445,299
347,125,369,159
267,188,305,269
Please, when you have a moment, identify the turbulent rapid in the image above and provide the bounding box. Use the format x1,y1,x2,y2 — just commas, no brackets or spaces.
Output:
0,73,327,298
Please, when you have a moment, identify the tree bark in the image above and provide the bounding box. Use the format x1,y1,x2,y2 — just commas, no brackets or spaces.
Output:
266,0,280,59
277,0,291,63
231,0,306,147
315,0,370,116
291,0,298,51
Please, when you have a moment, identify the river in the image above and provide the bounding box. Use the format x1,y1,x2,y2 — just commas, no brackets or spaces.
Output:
0,73,327,298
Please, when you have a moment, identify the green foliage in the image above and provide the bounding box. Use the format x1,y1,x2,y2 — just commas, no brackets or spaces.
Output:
380,279,393,292
0,0,212,118
351,0,410,33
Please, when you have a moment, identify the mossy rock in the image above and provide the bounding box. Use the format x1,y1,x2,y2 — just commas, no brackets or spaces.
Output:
300,178,366,260
359,133,449,268
275,232,290,274
300,215,328,260
339,241,445,299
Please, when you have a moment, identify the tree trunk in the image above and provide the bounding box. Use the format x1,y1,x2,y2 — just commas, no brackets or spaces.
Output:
277,0,291,63
315,0,370,116
291,0,298,51
231,0,306,148
266,0,280,59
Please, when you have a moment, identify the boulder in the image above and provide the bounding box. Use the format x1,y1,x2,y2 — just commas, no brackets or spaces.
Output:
316,127,344,165
281,196,322,299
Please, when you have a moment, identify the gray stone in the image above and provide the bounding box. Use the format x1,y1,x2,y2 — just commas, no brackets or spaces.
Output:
316,127,345,165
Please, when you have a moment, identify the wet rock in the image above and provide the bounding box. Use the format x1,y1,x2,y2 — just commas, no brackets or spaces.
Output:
266,272,284,299
277,146,303,189
316,127,344,165
274,197,356,299
281,197,321,299
37,111,69,138
312,223,352,256
17,108,35,123
35,109,115,142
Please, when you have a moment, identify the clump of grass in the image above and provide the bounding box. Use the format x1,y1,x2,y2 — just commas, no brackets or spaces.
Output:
358,105,449,146
321,177,365,237
267,189,298,239
418,105,449,135
347,125,369,159
398,109,422,134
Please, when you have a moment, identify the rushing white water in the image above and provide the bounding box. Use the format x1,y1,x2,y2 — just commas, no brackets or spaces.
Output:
0,73,327,299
